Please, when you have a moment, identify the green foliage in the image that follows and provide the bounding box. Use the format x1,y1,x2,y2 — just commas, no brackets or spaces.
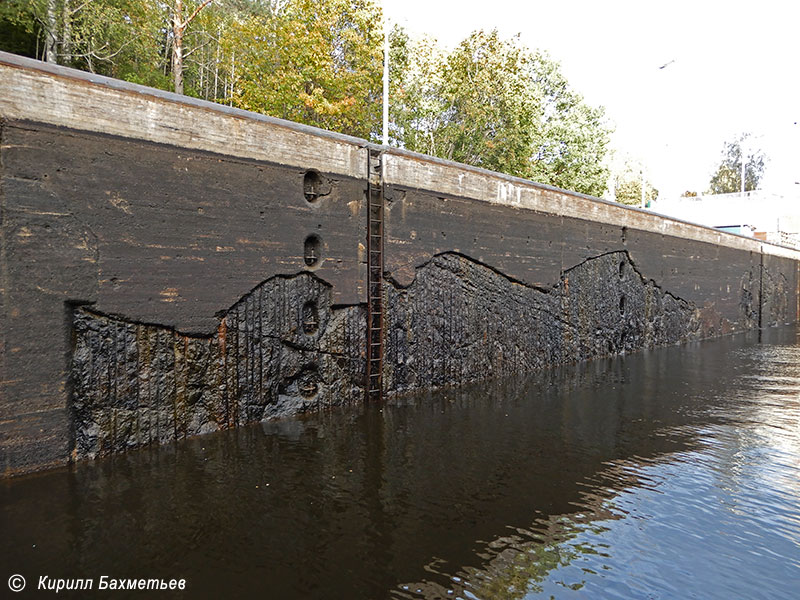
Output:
613,161,658,207
1,4,610,194
390,29,611,196
526,52,610,196
0,0,167,77
224,0,383,138
72,0,166,78
388,27,446,150
707,134,766,194
394,30,539,177
0,0,39,58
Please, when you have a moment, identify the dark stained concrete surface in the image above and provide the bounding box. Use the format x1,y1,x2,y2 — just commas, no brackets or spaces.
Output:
1,52,798,475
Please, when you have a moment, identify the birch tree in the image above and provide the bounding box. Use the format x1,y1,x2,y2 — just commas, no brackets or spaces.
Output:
707,135,766,194
171,0,213,94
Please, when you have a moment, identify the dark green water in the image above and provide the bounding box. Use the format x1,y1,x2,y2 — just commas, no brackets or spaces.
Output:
3,327,800,599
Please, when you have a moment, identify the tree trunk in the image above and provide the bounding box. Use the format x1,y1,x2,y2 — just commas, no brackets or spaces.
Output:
172,0,185,95
45,0,58,63
61,0,72,65
171,0,213,95
229,51,235,105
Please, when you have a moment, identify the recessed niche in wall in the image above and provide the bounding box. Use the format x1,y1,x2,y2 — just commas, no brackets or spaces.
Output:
302,300,320,334
303,170,332,203
304,234,322,268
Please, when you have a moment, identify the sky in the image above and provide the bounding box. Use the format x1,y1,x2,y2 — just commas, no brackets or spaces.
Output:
382,0,800,200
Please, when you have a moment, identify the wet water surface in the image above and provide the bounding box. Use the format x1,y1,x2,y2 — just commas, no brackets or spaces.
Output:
3,328,800,598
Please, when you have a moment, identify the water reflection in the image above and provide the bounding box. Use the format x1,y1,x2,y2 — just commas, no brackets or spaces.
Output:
2,328,799,599
394,327,800,599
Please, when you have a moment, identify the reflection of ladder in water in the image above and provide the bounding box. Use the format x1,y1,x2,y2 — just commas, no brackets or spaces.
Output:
366,149,384,401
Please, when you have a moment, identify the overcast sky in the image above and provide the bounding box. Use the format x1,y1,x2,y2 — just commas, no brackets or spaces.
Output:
383,0,800,199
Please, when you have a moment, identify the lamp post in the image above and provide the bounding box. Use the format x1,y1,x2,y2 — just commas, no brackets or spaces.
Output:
640,59,676,209
382,18,389,146
640,164,646,208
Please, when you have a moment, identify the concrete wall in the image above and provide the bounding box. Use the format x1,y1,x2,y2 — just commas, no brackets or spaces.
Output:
2,52,799,475
380,155,799,394
0,54,369,474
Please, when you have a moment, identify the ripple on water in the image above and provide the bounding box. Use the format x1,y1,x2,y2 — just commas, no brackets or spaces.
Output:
394,336,800,600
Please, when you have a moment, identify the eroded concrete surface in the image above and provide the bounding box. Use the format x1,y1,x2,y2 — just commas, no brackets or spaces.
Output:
70,273,365,459
384,251,787,395
2,53,799,474
69,249,792,460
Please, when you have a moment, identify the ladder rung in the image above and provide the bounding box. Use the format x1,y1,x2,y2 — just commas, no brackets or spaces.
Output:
367,190,384,402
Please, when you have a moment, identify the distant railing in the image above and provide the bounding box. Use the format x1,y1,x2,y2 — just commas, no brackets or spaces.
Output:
756,231,800,250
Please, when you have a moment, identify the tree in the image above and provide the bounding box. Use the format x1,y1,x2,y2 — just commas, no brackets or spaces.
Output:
707,134,766,194
389,29,611,196
612,160,658,207
391,30,539,177
388,27,450,155
0,0,60,62
0,1,40,59
1,4,611,178
526,51,610,196
65,0,165,80
0,0,170,87
223,0,383,138
170,0,213,94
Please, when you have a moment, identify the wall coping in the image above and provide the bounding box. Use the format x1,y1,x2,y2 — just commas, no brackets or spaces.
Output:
2,51,798,261
0,51,368,179
382,149,800,260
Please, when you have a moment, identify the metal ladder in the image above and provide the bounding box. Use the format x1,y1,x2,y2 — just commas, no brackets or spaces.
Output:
366,149,384,401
